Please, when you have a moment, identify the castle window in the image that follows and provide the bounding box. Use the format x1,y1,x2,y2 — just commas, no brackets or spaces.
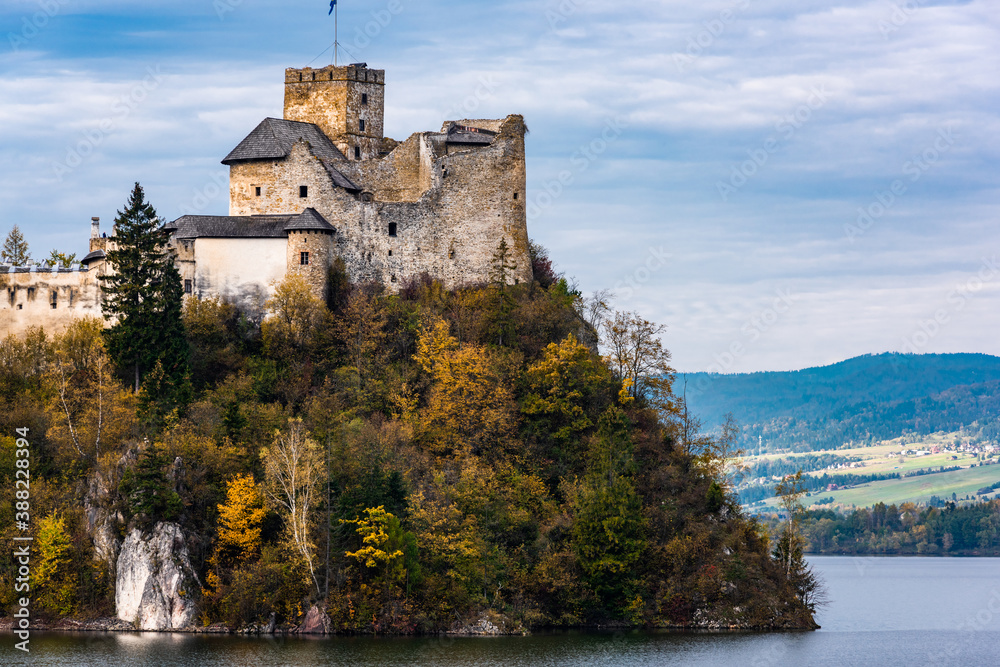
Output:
388,250,392,257
354,146,361,160
514,192,518,200
388,223,397,237
184,279,192,294
51,291,57,309
362,93,368,105
255,186,261,197
449,250,455,260
359,119,366,132
390,274,397,283
299,185,308,198
300,252,310,266
17,304,22,310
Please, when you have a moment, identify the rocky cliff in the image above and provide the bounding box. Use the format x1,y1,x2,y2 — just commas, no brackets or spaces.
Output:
116,522,200,630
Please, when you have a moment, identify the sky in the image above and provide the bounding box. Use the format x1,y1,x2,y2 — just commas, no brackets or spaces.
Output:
1,0,998,374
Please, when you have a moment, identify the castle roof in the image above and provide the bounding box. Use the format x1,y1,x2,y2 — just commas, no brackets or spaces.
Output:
283,208,335,232
168,210,335,239
222,118,346,165
81,249,106,264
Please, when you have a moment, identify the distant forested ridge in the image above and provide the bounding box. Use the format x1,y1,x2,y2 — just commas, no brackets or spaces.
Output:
682,353,1000,451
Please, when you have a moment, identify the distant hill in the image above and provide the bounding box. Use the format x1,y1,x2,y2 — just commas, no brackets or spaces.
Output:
681,353,1000,452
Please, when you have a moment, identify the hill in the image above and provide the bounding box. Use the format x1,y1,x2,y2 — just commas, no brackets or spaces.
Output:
682,353,1000,452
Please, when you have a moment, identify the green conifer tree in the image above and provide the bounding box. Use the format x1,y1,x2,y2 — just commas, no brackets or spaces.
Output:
1,224,31,265
100,183,190,402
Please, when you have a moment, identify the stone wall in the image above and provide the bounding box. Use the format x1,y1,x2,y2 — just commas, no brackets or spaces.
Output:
286,230,334,296
0,267,103,338
283,65,385,161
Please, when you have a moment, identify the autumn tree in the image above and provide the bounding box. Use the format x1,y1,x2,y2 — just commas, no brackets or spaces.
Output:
521,333,612,478
601,311,675,414
32,513,77,616
262,272,326,358
335,286,389,407
341,506,419,596
1,224,30,265
46,317,137,470
48,250,77,268
773,471,825,610
414,316,517,456
101,183,189,394
261,418,323,595
216,473,268,565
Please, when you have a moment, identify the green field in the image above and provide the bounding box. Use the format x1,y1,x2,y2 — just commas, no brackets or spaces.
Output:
754,464,1000,510
742,431,1000,509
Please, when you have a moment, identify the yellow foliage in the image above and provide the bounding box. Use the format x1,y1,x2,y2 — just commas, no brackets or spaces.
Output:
342,506,405,569
414,316,516,454
32,512,77,616
216,473,268,565
262,273,326,355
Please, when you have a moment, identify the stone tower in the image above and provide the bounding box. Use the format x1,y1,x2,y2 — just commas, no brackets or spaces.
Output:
283,64,385,161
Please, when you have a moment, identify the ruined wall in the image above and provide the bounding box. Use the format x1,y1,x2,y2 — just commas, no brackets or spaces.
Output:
283,65,385,161
330,114,532,288
191,238,286,316
0,268,103,337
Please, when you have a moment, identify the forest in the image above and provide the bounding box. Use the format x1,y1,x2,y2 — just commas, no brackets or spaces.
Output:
782,501,1000,556
0,185,817,633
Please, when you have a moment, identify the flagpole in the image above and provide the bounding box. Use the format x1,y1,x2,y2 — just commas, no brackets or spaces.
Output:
335,2,339,66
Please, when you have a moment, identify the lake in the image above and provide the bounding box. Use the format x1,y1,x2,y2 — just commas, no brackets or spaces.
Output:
4,557,1000,666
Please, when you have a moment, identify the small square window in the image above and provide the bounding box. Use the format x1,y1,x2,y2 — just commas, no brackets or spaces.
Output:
355,146,361,160
388,223,397,237
359,119,366,132
184,279,192,294
362,93,368,105
255,186,261,197
299,185,308,198
300,252,310,266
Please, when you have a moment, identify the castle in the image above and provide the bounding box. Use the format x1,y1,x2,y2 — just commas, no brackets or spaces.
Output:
1,63,532,336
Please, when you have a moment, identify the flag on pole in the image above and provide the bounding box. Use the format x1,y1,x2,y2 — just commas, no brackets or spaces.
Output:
329,0,336,15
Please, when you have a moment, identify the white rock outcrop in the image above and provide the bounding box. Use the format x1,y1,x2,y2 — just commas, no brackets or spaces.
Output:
116,522,200,630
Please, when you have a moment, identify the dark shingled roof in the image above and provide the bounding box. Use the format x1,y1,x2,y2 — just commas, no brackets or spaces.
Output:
81,249,106,264
222,118,346,165
168,210,335,239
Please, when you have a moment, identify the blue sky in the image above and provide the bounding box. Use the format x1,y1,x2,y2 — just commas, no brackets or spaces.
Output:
2,0,998,373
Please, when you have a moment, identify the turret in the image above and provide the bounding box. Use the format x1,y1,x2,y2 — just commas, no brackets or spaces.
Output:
283,64,385,161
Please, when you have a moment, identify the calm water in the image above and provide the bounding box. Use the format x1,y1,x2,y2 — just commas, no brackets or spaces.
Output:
4,557,1000,666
